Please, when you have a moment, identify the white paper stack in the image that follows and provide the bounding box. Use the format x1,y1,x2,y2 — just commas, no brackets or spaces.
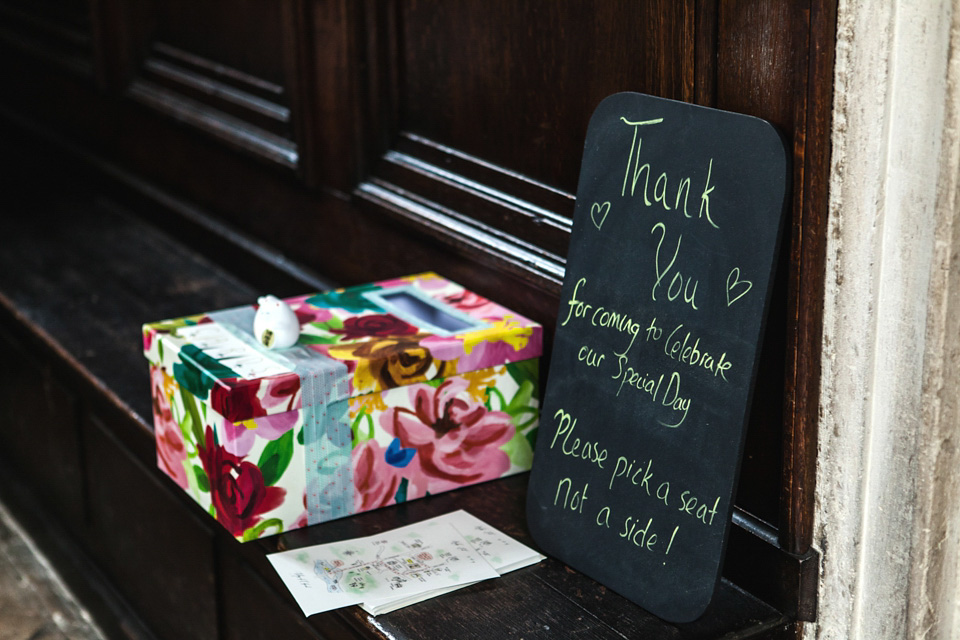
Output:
267,510,545,617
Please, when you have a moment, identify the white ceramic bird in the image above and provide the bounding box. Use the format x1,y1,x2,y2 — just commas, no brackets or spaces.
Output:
253,295,300,349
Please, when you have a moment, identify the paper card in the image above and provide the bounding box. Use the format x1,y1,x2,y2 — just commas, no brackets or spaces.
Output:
268,519,499,616
449,510,545,574
359,510,545,615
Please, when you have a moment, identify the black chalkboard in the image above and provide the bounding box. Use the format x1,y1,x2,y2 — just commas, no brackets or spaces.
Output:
526,92,789,623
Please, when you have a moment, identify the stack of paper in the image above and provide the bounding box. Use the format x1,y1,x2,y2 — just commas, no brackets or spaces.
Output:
267,510,545,617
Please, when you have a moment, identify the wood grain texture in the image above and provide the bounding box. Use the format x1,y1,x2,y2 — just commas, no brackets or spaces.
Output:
258,475,788,640
393,0,695,192
283,0,364,190
83,413,218,640
0,333,83,527
780,0,836,557
0,0,93,76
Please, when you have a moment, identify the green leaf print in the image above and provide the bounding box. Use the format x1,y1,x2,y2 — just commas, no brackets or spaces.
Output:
501,425,534,469
351,407,375,447
258,429,295,487
296,333,340,345
505,359,539,389
242,518,284,542
173,344,239,400
179,387,205,446
192,464,210,492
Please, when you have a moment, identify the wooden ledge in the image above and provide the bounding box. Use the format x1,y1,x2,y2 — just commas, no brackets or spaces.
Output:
0,127,798,639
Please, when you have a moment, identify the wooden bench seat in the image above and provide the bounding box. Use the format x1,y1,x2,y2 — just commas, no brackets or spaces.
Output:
0,132,794,639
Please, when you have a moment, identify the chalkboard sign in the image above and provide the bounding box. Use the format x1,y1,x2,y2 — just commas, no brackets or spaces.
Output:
526,92,789,623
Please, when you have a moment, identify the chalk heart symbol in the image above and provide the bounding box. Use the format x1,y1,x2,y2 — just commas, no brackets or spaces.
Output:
590,201,611,231
726,268,753,306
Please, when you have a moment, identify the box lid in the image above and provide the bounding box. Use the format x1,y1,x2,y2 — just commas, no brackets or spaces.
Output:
143,273,542,424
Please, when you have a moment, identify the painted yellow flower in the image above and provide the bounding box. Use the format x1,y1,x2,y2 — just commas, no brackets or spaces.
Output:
327,334,457,393
352,391,389,416
461,316,532,355
459,366,502,402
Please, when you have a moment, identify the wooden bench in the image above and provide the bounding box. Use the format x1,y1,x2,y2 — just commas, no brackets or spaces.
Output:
0,124,798,639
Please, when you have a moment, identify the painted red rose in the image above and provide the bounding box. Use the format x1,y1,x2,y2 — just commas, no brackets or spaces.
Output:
209,378,264,423
331,314,418,341
197,426,286,537
443,290,500,318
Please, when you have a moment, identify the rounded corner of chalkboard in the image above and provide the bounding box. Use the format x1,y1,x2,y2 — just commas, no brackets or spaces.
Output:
655,590,717,625
587,92,631,126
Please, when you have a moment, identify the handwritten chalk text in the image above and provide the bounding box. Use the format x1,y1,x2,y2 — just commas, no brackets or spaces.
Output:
619,116,719,229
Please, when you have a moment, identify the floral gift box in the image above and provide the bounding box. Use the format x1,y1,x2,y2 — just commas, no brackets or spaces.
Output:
143,273,541,541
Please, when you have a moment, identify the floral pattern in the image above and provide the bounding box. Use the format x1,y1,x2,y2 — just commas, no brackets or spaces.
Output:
330,314,418,340
442,289,502,319
351,439,409,512
151,365,188,489
326,333,458,393
197,426,287,537
382,378,513,495
143,273,541,541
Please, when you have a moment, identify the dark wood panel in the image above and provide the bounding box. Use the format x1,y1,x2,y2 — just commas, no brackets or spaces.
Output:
83,412,218,640
151,0,286,89
355,0,703,277
126,77,299,169
0,331,84,526
140,42,291,135
0,179,259,427
220,548,363,640
716,2,807,132
395,0,695,192
92,0,300,169
282,0,363,190
0,452,161,640
375,133,575,259
709,0,834,534
124,33,298,169
0,0,93,75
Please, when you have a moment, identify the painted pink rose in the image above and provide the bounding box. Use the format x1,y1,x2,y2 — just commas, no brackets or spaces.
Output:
255,375,301,436
221,418,256,457
381,378,514,493
287,299,332,326
260,375,300,414
220,375,300,456
352,439,406,512
151,365,189,489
